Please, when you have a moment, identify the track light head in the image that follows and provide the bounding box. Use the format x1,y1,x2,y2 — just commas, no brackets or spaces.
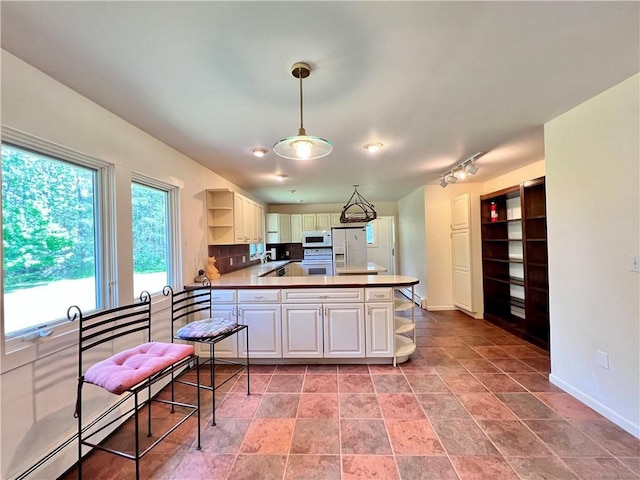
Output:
439,176,448,188
445,172,457,184
464,162,479,175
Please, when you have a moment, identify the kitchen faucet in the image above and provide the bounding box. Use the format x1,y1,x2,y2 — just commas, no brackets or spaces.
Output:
260,251,272,264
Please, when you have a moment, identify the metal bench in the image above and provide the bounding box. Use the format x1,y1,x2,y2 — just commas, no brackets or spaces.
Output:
70,291,201,480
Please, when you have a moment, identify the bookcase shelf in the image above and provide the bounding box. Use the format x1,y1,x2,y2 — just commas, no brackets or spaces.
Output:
480,177,549,350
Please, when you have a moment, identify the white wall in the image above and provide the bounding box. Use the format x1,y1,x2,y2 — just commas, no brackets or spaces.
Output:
482,161,545,194
545,74,640,437
396,187,427,304
0,50,264,479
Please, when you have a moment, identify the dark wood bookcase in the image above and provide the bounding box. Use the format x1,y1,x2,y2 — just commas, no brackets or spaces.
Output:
480,177,549,349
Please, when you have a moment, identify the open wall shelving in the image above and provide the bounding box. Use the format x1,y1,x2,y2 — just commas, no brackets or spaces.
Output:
480,177,549,349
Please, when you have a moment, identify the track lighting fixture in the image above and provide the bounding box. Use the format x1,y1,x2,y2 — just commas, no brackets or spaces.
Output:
438,152,485,188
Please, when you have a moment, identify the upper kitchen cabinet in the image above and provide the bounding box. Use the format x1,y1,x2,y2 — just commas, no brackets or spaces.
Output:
266,213,291,244
206,188,264,245
291,214,302,243
302,213,331,231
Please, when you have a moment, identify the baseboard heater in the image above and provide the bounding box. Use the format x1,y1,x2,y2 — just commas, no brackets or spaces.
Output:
398,287,423,308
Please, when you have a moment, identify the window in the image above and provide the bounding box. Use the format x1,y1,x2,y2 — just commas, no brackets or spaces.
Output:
2,143,104,337
366,220,377,247
131,177,179,296
249,243,264,258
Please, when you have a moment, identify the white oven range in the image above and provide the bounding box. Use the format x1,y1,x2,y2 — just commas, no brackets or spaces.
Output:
301,248,333,276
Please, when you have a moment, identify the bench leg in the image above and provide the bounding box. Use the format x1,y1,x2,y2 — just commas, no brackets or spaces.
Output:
196,358,202,450
246,326,251,396
210,343,216,426
134,390,140,480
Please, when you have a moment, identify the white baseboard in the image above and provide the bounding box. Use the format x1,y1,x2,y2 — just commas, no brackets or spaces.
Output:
425,305,456,311
549,373,640,439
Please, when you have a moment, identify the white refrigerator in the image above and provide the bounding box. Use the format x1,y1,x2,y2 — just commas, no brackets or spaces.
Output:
332,227,367,269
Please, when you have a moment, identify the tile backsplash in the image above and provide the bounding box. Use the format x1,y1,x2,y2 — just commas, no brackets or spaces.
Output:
207,244,259,274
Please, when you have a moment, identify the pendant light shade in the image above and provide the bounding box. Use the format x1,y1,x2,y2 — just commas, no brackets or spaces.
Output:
273,62,332,160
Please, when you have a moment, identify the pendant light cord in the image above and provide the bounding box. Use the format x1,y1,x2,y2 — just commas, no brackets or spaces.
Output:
299,69,304,132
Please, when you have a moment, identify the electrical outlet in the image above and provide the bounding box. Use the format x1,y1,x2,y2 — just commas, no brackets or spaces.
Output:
631,255,640,273
597,350,610,369
242,255,246,262
229,258,233,266
286,250,290,256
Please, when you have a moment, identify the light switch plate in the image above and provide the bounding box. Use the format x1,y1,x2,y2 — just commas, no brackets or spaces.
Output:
597,350,610,369
631,255,640,273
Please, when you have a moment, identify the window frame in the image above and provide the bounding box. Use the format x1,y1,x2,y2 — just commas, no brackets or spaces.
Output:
130,172,181,299
366,220,378,247
1,127,116,373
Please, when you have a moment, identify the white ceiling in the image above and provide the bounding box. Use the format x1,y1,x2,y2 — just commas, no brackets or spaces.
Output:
1,1,638,205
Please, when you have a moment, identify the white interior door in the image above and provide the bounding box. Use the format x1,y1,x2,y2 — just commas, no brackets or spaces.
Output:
366,217,396,274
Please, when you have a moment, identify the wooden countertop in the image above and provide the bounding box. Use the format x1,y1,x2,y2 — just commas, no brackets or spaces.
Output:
335,262,387,275
189,261,417,289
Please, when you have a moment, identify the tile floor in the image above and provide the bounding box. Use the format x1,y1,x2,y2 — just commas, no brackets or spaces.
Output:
61,308,640,480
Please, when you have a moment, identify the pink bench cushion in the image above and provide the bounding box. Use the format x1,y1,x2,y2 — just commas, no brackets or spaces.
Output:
84,342,194,395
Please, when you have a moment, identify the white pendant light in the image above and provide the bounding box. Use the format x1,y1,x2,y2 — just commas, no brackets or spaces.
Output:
273,62,332,160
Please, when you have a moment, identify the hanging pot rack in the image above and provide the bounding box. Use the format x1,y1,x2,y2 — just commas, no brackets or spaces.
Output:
340,185,377,223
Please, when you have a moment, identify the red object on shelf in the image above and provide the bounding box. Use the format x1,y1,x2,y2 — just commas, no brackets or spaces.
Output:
490,202,498,222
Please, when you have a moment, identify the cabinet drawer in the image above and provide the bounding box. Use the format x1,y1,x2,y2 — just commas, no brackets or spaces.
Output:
365,288,393,302
237,289,281,303
210,289,236,303
282,288,364,303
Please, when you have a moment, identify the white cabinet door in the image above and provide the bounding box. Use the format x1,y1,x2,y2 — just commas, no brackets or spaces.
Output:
255,204,264,243
331,213,342,228
365,303,394,357
451,193,471,230
238,304,282,358
302,214,316,231
234,194,245,243
290,214,302,243
280,214,291,243
244,198,256,243
452,229,473,311
266,213,291,244
281,304,323,358
316,213,331,230
323,303,365,358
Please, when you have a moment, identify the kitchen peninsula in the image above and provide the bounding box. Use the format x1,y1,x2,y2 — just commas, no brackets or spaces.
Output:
195,261,418,366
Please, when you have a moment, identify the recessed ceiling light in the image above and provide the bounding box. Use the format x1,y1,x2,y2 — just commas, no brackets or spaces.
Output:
251,147,268,157
276,174,288,181
363,142,383,153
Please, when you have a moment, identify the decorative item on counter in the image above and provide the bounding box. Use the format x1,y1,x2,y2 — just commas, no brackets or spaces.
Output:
194,269,207,283
205,256,221,280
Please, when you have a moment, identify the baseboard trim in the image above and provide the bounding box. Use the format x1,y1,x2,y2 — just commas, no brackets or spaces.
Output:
425,305,456,311
549,373,640,439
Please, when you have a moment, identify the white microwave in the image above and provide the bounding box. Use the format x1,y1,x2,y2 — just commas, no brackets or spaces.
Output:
302,230,332,248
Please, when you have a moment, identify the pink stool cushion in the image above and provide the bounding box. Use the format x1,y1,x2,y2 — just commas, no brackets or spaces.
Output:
84,342,194,395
